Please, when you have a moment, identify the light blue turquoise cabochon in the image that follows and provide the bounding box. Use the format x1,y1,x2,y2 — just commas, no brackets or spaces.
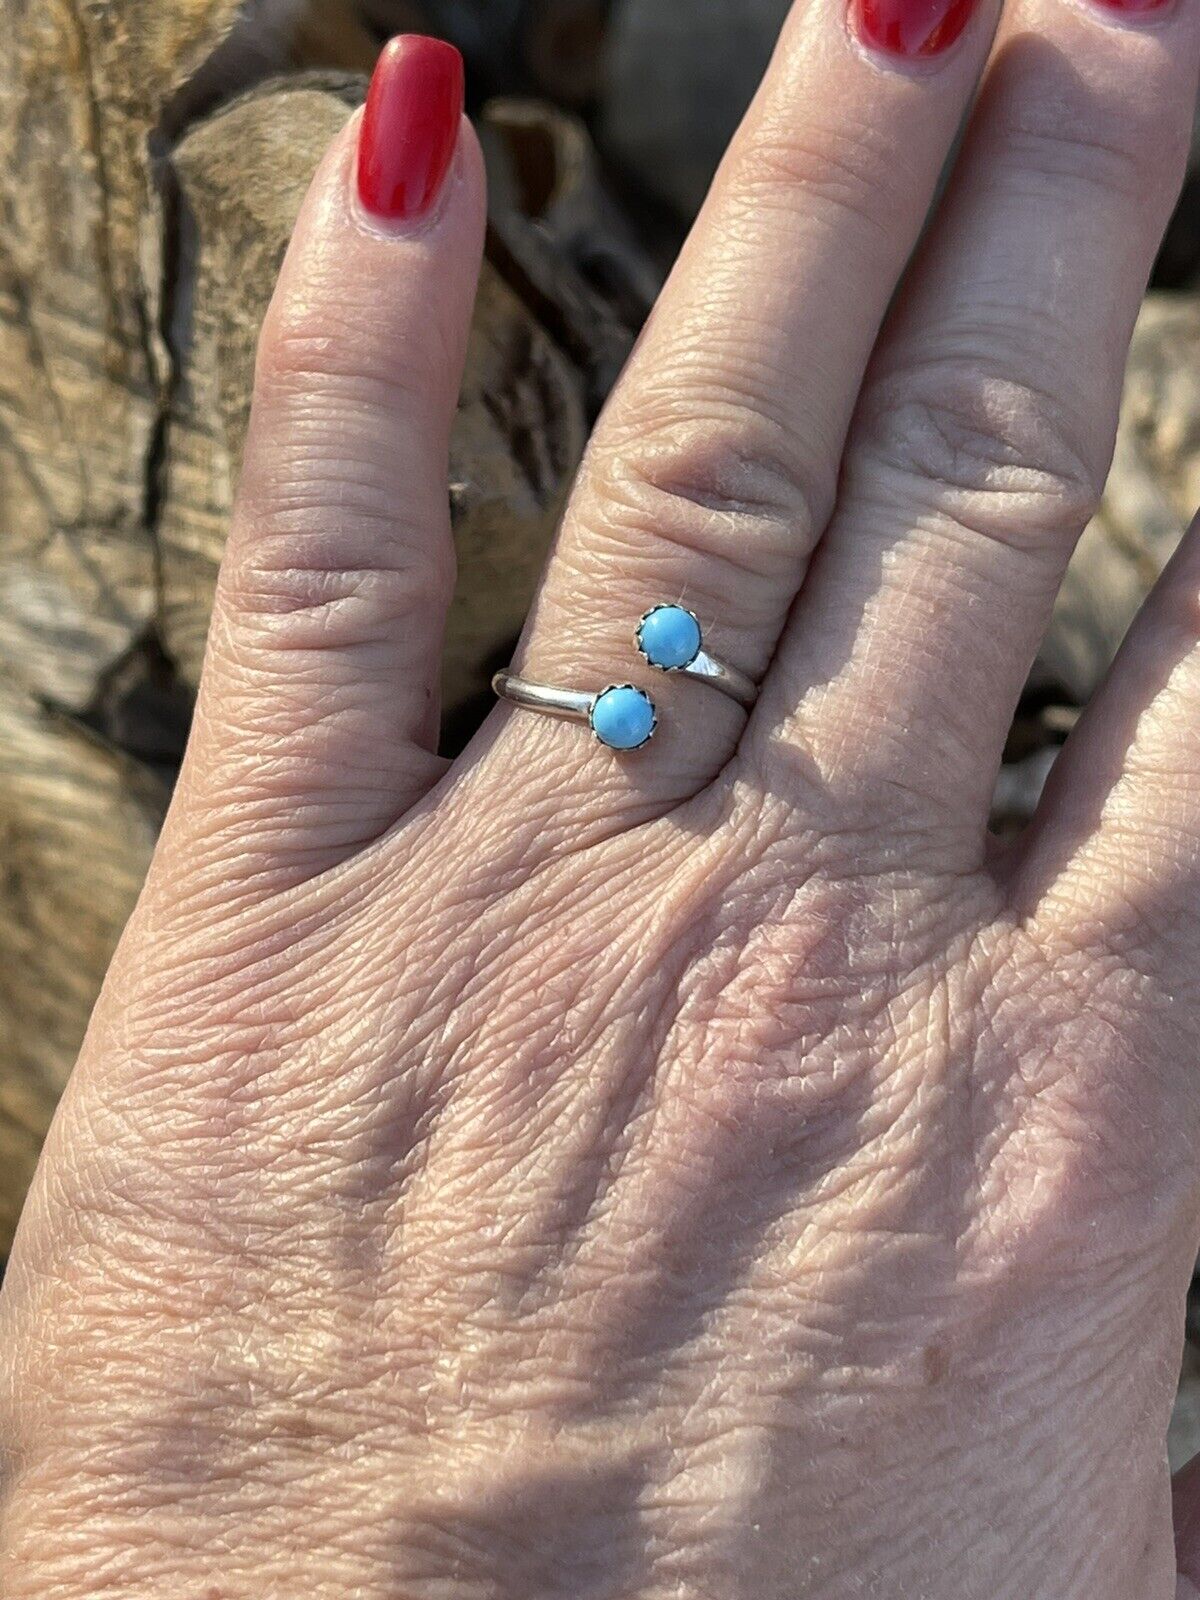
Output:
590,685,656,749
638,605,702,670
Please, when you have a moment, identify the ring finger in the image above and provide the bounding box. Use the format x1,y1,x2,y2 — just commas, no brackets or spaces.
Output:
475,0,1000,829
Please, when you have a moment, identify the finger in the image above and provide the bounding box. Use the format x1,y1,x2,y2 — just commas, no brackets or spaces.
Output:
169,36,484,886
477,0,999,820
760,0,1199,844
1011,513,1200,941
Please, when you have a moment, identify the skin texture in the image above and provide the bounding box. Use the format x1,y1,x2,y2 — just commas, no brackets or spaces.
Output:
4,0,1200,1592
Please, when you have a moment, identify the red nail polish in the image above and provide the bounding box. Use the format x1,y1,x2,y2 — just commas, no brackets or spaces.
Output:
357,35,464,222
1090,0,1172,15
853,0,976,57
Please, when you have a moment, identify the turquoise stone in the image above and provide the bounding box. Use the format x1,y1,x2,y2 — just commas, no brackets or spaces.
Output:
590,685,656,750
638,604,702,670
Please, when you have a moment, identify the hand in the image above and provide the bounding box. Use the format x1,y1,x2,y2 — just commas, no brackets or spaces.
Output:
4,12,1200,1596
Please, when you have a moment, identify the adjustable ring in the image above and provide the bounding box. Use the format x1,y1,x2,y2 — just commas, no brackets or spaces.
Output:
492,672,658,750
635,605,758,709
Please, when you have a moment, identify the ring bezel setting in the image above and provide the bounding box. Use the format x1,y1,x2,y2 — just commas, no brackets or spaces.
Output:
588,682,658,750
492,597,757,748
636,603,704,672
633,602,759,709
492,671,658,752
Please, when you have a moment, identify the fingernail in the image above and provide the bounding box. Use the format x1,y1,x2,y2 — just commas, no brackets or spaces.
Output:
357,35,464,223
1088,0,1172,16
853,0,977,57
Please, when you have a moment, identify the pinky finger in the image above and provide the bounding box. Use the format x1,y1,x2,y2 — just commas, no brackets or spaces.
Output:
1013,512,1200,955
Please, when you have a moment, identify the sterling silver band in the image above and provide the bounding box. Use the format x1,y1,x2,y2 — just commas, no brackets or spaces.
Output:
492,606,755,753
674,649,758,709
492,672,658,751
491,672,593,724
635,604,759,709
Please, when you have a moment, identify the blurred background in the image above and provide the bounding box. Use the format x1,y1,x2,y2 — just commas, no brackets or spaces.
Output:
2,0,1200,1449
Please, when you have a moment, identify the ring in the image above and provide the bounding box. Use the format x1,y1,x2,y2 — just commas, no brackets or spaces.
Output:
492,672,658,750
635,604,758,709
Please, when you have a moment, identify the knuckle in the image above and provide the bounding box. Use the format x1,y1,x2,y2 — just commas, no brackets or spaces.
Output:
733,117,908,240
227,556,446,647
860,365,1103,553
225,506,453,649
589,410,830,600
255,293,438,410
998,102,1181,211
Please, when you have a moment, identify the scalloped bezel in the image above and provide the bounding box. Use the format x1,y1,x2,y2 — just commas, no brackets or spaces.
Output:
588,682,658,750
636,603,703,672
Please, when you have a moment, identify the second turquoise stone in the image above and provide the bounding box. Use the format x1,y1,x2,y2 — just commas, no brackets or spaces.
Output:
638,605,702,670
590,685,656,750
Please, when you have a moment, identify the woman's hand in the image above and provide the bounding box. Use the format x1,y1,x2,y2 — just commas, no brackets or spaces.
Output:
4,9,1200,1594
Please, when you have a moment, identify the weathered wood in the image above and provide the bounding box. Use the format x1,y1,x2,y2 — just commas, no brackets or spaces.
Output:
0,0,234,711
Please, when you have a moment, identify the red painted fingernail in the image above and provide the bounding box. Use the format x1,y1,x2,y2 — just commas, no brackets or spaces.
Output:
357,35,464,223
1089,0,1172,15
853,0,976,57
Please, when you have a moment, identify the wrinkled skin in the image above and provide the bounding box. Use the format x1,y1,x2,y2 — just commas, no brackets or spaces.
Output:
7,736,1199,1598
5,2,1200,1596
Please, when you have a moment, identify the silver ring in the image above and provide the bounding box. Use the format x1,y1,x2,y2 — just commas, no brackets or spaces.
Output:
635,604,757,709
492,672,658,751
